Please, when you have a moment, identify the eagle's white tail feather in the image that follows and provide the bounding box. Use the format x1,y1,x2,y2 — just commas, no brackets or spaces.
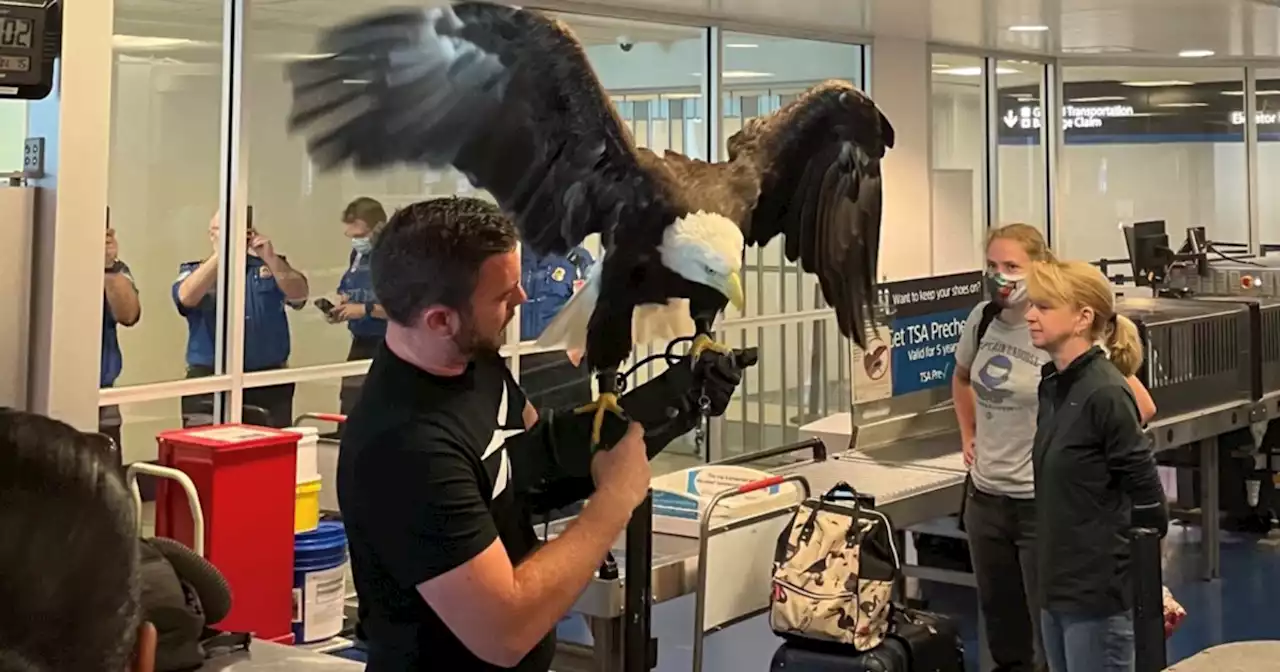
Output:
534,274,598,354
632,300,697,344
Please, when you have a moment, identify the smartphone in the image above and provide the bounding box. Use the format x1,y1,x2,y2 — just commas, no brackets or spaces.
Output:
314,298,336,315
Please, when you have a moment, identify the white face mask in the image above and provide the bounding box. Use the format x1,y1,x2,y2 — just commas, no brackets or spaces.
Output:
985,271,1027,309
351,237,372,254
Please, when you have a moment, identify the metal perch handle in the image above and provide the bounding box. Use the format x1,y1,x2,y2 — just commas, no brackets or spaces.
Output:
293,412,347,426
125,462,207,558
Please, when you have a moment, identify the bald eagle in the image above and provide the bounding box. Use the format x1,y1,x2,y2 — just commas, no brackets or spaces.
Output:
287,2,895,443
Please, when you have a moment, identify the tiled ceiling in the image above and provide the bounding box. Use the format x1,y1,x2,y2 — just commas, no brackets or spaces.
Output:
112,0,1280,58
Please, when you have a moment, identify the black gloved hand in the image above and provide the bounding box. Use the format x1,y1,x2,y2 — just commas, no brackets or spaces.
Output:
555,345,757,457
689,347,758,417
516,346,757,516
1132,501,1169,539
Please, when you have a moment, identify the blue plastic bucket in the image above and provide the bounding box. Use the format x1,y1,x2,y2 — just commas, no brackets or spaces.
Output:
292,521,348,644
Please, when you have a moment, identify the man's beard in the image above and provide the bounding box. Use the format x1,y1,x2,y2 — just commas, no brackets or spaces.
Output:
452,311,513,357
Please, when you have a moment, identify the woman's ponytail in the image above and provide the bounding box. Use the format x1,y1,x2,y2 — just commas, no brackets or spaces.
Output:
1106,314,1144,377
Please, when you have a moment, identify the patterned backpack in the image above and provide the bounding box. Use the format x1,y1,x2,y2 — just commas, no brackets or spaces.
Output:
769,481,901,651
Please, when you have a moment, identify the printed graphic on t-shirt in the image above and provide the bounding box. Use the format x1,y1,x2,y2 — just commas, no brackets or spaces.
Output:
974,355,1014,404
481,376,522,500
972,340,1045,417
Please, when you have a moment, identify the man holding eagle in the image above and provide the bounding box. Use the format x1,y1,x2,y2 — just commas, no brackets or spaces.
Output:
288,2,894,669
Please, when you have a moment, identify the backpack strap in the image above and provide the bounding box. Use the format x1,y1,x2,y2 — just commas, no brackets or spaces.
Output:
975,301,1003,345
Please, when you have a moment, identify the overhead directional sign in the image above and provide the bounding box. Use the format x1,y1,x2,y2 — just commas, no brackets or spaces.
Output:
999,103,1135,131
997,79,1274,143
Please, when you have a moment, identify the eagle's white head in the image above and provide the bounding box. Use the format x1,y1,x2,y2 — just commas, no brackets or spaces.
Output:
659,210,747,311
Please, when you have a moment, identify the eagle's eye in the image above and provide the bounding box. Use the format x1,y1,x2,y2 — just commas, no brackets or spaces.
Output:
702,263,718,276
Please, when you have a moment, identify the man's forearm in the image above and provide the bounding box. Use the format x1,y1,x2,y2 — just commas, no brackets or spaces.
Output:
503,495,629,656
618,369,699,456
178,257,219,308
104,274,140,326
265,256,309,301
509,367,696,515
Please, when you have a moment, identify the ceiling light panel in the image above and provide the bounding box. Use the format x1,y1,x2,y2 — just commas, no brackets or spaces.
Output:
934,66,1020,76
1121,80,1193,87
1069,96,1128,102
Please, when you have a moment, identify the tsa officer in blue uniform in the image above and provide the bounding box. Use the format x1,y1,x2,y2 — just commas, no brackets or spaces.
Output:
327,197,388,416
519,246,594,410
173,213,310,428
100,225,141,457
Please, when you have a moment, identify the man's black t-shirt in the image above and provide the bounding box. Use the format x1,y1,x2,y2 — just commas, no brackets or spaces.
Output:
338,344,555,671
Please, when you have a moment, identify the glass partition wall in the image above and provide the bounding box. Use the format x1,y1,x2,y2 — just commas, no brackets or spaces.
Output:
102,0,869,471
930,52,1055,271
1056,65,1249,263
929,53,1269,277
931,53,989,273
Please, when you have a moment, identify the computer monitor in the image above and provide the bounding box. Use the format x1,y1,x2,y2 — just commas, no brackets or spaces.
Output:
1123,220,1172,287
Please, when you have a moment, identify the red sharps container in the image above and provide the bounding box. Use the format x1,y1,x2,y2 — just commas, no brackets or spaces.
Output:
155,424,299,642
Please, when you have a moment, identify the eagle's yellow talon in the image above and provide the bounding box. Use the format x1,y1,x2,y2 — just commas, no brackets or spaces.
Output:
690,333,733,361
573,392,625,445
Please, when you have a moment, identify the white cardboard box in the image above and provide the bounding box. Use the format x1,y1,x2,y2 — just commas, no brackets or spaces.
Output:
650,464,798,538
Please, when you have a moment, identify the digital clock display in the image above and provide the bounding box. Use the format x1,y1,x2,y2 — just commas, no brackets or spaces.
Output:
0,17,32,49
0,55,27,72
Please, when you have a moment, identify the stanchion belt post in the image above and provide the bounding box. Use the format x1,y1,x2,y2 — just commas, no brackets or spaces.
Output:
1131,527,1167,672
623,489,656,671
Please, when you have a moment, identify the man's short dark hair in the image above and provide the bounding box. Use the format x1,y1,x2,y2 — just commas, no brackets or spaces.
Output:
342,196,388,227
0,411,140,672
372,196,519,326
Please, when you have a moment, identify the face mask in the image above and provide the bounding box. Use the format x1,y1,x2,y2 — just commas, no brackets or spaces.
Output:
351,237,372,254
985,271,1027,309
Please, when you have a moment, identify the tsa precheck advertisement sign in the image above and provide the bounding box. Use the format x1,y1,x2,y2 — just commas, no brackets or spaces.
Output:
878,272,983,397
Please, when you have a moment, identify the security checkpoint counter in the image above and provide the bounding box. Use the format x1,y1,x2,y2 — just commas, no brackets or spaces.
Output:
550,428,969,672
196,640,363,671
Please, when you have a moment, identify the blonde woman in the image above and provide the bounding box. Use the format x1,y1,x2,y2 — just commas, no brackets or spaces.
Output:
952,224,1155,672
1024,260,1167,672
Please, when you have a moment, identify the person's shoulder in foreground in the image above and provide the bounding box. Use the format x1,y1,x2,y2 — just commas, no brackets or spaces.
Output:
0,409,157,672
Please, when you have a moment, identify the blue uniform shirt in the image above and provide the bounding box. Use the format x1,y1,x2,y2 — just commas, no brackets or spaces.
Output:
521,247,593,341
101,262,136,388
337,249,386,339
171,255,297,371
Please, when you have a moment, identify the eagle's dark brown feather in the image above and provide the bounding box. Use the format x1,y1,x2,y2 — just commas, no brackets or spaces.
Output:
286,2,893,365
725,80,895,343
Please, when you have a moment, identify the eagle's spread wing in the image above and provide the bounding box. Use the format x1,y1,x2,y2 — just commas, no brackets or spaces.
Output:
286,2,667,256
728,81,895,346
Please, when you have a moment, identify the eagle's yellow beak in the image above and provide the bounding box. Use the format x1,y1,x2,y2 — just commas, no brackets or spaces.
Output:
726,271,745,311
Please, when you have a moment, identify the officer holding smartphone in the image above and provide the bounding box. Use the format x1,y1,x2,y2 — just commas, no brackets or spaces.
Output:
323,197,388,417
172,211,309,428
101,223,140,455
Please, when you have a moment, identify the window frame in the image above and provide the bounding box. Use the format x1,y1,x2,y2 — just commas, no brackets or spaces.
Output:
97,0,866,469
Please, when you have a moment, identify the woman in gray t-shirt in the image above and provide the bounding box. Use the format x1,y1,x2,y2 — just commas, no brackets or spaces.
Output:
951,224,1155,672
